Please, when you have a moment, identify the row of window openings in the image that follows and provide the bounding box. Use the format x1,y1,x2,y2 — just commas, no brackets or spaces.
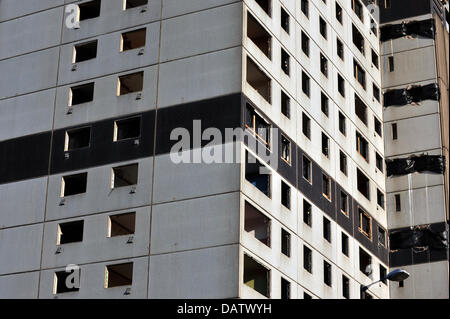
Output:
54,261,134,294
71,0,148,26
245,152,386,242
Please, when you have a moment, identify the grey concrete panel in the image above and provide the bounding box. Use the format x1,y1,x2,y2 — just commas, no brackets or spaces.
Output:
0,272,39,299
162,0,241,19
0,0,64,23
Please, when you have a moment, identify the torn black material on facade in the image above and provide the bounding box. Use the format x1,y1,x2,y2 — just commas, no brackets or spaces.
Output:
384,83,440,107
386,155,446,177
380,18,435,41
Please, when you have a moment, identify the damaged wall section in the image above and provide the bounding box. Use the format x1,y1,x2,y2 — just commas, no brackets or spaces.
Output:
380,18,436,41
383,83,440,107
386,154,446,177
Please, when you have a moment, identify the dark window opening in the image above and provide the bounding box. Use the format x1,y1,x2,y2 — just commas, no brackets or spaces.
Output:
321,92,329,116
281,228,291,257
302,113,311,139
281,7,290,33
303,155,312,183
114,117,141,141
105,262,133,288
244,254,270,297
380,265,387,284
355,94,368,125
388,56,395,72
395,194,401,211
399,280,404,288
340,191,348,215
65,127,91,151
246,104,271,147
359,248,372,277
124,0,148,10
342,275,350,299
358,208,372,239
112,163,138,188
303,245,312,273
373,84,380,102
337,38,344,60
357,169,370,200
58,220,84,245
245,151,271,197
356,131,369,161
338,73,345,97
376,152,383,172
73,40,98,63
281,48,290,76
281,91,290,118
323,216,331,242
324,261,332,287
247,12,272,59
301,0,309,18
245,201,271,246
281,278,291,299
319,16,327,39
392,123,398,140
378,227,386,248
301,31,310,57
303,200,312,227
108,212,136,237
247,57,271,103
336,2,343,24
256,0,271,16
372,49,379,69
54,270,80,294
377,189,385,209
281,181,291,209
78,0,101,21
121,28,146,52
354,59,366,89
322,133,329,158
70,83,94,106
339,112,346,135
342,232,349,256
302,71,310,97
62,173,88,197
340,151,348,176
351,0,364,22
352,25,365,55
371,18,378,36
304,292,312,299
118,71,144,95
320,53,328,77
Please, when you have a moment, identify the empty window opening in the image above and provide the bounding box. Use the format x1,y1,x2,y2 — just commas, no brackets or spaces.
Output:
57,221,84,245
341,232,349,256
338,73,345,97
111,163,138,188
339,112,346,135
324,261,332,287
377,189,385,209
73,40,98,63
320,54,328,77
247,12,272,59
322,174,331,202
244,254,270,297
357,169,370,200
301,0,309,18
319,16,327,39
302,71,310,97
256,0,271,16
340,191,348,216
245,201,271,247
281,7,290,33
352,24,365,55
69,83,94,106
353,59,366,89
281,135,291,164
356,131,369,162
65,127,91,151
358,208,372,239
54,270,80,294
247,57,271,103
120,28,146,52
374,117,382,136
301,32,310,57
281,278,291,299
371,18,378,36
378,227,386,248
340,151,348,176
245,104,271,147
351,0,364,22
380,265,387,284
245,151,271,197
337,38,344,60
372,49,379,69
355,94,368,125
281,181,291,209
61,173,88,197
281,48,290,76
281,91,290,118
342,275,350,299
323,216,331,242
359,248,372,277
303,200,312,227
114,117,141,141
302,155,312,183
117,72,144,95
395,194,401,211
336,3,343,24
392,123,398,140
302,112,311,139
281,228,291,257
321,92,329,116
388,56,395,72
376,152,383,172
399,280,404,288
322,133,329,158
373,84,380,102
105,263,133,288
304,292,312,299
124,0,148,10
78,0,101,22
303,246,312,273
108,212,136,237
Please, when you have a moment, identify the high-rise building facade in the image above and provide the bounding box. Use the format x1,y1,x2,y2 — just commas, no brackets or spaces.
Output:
0,0,447,299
